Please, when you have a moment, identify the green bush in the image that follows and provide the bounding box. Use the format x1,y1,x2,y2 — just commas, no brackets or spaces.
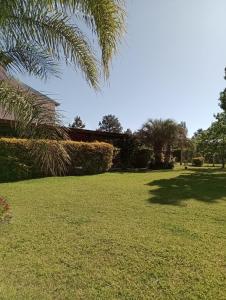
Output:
0,156,32,182
149,161,175,170
0,138,34,181
0,138,113,180
63,141,113,175
133,149,151,168
192,157,204,167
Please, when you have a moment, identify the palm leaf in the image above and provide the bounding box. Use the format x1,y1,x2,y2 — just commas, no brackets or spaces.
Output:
0,39,59,80
47,0,125,78
0,3,99,88
0,81,70,175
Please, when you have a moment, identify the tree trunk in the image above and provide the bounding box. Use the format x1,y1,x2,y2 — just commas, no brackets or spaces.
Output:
180,148,183,165
222,136,225,169
153,145,164,165
165,144,172,163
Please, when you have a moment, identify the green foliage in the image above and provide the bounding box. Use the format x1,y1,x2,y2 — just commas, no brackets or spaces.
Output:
0,156,31,182
0,138,113,180
119,134,140,168
0,81,66,140
63,140,113,175
133,149,152,168
0,82,70,175
0,0,125,86
69,115,86,129
140,119,185,167
192,157,204,167
149,160,175,170
192,113,226,167
219,88,226,111
98,114,123,133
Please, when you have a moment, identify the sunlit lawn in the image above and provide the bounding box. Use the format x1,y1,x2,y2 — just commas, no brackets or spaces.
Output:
0,166,225,299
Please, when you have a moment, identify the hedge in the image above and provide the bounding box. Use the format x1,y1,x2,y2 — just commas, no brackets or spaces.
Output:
192,157,204,167
62,140,113,175
132,149,152,168
0,138,113,181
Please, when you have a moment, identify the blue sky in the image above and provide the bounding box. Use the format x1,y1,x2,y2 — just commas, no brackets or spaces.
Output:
20,0,226,136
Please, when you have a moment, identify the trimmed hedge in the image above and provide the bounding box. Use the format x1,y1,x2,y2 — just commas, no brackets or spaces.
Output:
192,157,204,167
0,138,113,181
63,141,113,175
0,156,31,182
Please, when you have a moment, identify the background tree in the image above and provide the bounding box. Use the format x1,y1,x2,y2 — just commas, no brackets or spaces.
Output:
124,128,133,135
164,119,179,163
69,116,85,129
98,114,123,133
177,121,189,165
192,118,226,168
139,119,179,166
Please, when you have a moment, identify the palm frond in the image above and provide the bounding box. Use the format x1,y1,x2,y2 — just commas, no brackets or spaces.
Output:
29,139,70,176
46,0,125,78
0,40,59,80
1,4,99,88
0,81,70,176
0,0,125,82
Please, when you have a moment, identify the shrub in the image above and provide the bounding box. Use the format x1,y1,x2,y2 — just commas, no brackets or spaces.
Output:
192,157,204,167
149,161,175,170
133,149,152,168
119,135,140,168
0,138,113,180
63,141,113,175
0,197,11,223
112,147,121,169
0,156,32,182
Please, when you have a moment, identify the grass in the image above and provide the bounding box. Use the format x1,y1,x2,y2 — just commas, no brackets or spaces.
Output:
0,166,226,299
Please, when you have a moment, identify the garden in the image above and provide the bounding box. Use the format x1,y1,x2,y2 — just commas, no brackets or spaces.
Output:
0,1,226,299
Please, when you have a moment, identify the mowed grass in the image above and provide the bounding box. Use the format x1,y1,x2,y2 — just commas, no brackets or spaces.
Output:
0,167,226,299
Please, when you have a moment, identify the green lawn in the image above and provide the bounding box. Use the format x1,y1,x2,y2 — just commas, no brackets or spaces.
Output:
0,167,226,299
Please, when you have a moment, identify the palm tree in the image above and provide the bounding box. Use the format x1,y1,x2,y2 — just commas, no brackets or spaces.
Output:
0,0,125,86
177,122,188,165
140,119,179,165
140,119,167,164
164,119,180,163
0,0,125,175
0,80,71,176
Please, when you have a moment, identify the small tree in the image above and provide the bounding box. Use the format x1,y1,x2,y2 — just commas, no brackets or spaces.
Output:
124,128,133,135
98,114,123,133
139,119,179,166
69,116,85,129
192,115,226,168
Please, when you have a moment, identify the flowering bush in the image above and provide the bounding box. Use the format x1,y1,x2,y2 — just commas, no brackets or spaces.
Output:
0,197,11,223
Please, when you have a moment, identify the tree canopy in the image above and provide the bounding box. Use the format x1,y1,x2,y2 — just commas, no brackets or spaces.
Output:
69,116,86,129
98,114,123,133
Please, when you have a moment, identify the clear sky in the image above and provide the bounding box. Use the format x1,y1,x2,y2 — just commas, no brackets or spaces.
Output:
20,0,226,136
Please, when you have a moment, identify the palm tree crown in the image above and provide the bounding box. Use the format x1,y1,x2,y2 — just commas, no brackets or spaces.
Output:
0,0,125,87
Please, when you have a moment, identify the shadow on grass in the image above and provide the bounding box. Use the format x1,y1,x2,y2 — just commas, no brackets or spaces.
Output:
110,168,178,174
147,169,226,206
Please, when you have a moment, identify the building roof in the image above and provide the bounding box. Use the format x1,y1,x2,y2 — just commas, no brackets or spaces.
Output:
0,67,59,106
